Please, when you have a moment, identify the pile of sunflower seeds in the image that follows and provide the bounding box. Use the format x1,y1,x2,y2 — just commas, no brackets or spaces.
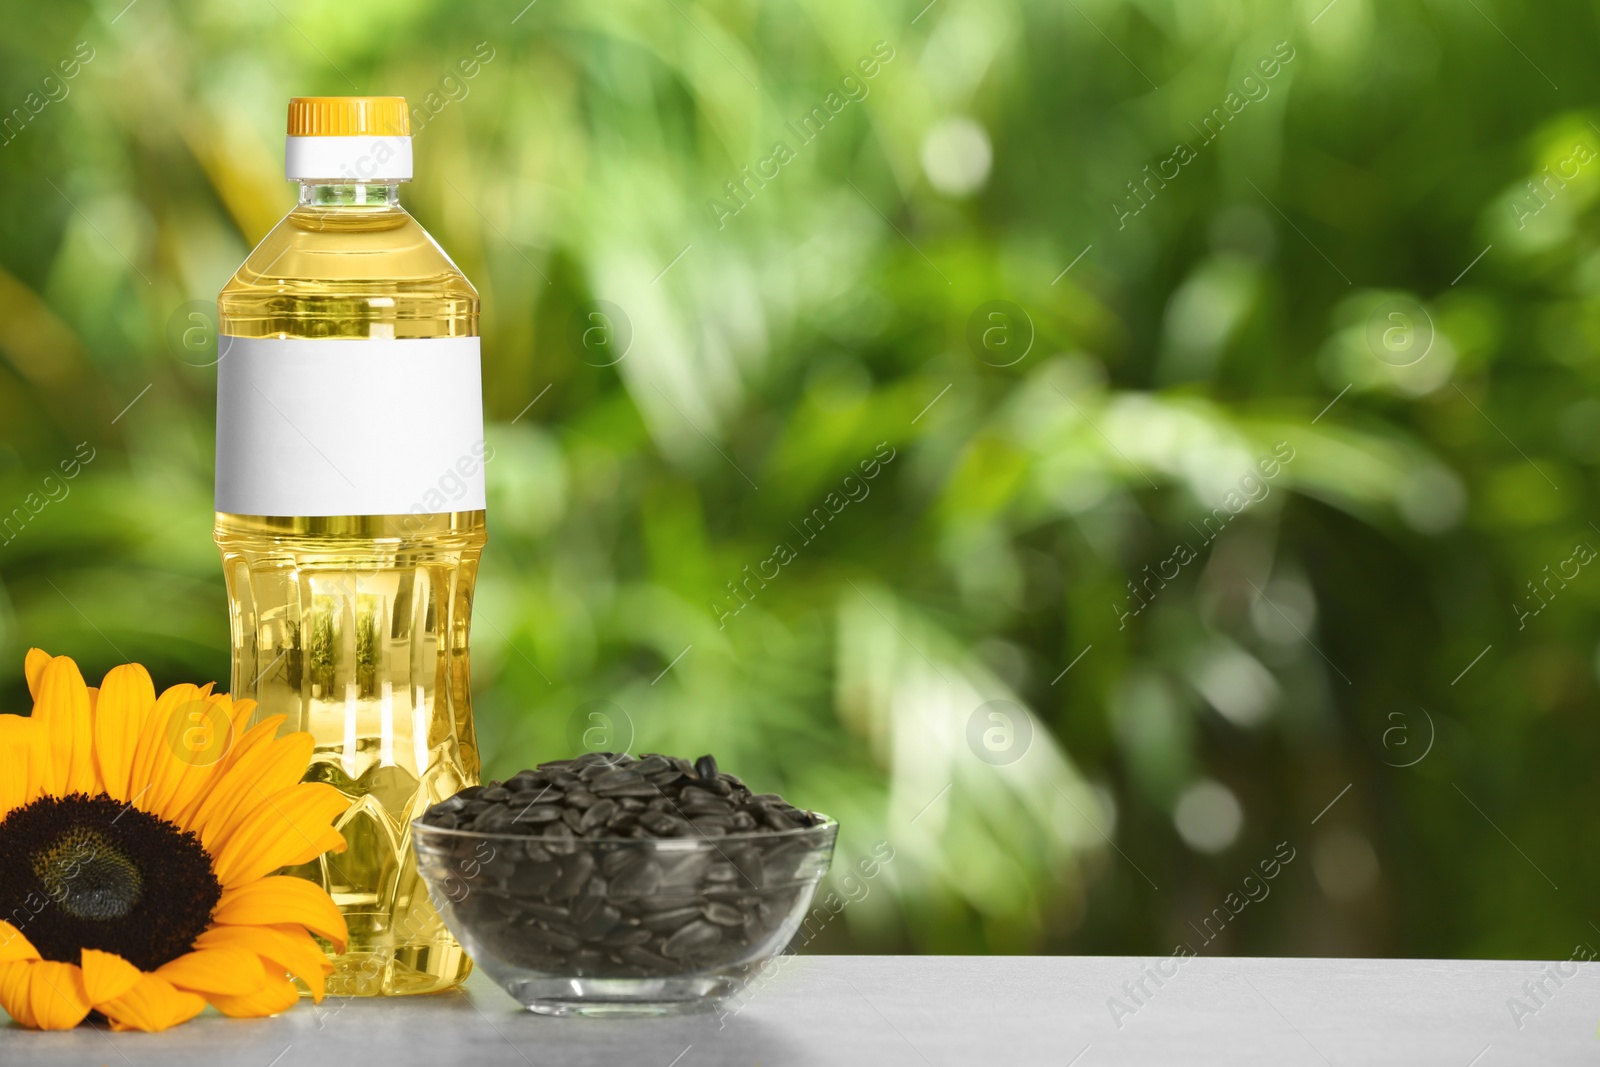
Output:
417,752,831,978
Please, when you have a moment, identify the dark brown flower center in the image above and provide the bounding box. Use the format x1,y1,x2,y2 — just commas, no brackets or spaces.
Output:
33,826,144,921
0,794,222,969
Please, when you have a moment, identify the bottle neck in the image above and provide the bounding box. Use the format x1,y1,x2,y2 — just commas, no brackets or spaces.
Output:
297,182,401,207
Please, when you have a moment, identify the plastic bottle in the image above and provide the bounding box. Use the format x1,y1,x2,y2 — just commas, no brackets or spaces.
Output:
215,96,485,996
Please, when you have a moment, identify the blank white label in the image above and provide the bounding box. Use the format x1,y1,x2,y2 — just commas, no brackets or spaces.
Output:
215,336,486,516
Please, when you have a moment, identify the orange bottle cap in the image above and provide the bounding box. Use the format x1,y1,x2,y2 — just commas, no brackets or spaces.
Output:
287,96,410,138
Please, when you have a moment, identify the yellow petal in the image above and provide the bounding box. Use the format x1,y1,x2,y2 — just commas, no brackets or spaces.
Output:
0,716,36,816
156,947,265,996
223,698,258,758
198,696,261,777
175,714,288,833
80,949,143,1005
222,823,346,891
94,663,156,803
100,972,207,1032
194,726,314,850
24,711,55,803
127,682,204,815
23,648,51,701
196,924,333,1002
24,959,92,1030
212,877,348,952
206,971,299,1019
32,655,94,796
0,921,40,964
178,692,266,822
150,683,220,818
159,691,240,822
0,961,37,1027
213,783,350,886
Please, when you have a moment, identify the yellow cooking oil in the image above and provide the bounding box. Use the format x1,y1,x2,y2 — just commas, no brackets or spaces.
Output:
215,97,485,995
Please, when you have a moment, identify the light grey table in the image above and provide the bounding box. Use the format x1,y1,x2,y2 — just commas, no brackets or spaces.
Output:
3,955,1595,1065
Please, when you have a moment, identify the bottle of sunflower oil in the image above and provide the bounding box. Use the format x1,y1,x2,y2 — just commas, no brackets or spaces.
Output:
214,96,485,996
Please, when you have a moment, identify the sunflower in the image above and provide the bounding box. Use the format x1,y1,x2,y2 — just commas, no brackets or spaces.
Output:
0,649,349,1031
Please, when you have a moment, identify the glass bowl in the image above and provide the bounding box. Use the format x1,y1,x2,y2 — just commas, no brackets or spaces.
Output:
413,814,838,1015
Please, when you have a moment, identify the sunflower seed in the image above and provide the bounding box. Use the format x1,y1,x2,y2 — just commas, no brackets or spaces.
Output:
579,799,617,834
508,862,560,895
590,767,645,790
639,905,702,931
601,925,653,947
515,901,569,925
512,804,563,824
563,788,598,809
514,926,580,953
639,893,703,913
639,812,692,837
570,893,603,925
702,901,746,926
600,849,635,877
619,945,674,970
548,851,594,899
473,807,518,833
662,920,722,959
762,809,800,833
609,856,663,897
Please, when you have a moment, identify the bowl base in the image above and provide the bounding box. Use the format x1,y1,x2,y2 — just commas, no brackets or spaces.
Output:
505,975,739,1016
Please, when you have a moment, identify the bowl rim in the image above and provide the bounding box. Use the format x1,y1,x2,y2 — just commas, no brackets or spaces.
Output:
411,811,839,847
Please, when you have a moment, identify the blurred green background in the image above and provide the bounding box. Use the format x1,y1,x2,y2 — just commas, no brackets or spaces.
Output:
1,0,1596,960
